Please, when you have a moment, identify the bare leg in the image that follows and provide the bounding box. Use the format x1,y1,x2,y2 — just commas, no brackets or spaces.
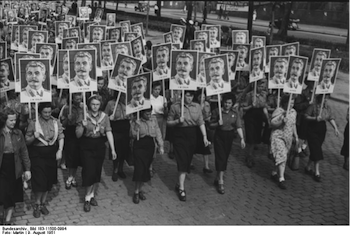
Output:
5,207,14,222
218,171,224,184
178,172,186,191
314,161,320,176
202,155,210,169
278,162,286,181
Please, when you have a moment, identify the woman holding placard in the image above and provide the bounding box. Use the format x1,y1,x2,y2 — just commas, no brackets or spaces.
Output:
0,108,31,225
304,94,340,182
270,95,298,189
25,103,64,218
167,90,210,201
75,95,117,212
210,93,246,194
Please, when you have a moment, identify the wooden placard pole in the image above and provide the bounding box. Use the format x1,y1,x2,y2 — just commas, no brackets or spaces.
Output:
58,89,63,102
28,103,32,120
319,94,325,117
277,89,280,108
218,94,222,121
253,81,257,104
201,87,205,107
35,102,39,127
82,91,87,120
310,82,317,104
181,90,184,118
286,93,293,114
137,111,140,140
162,79,165,105
112,92,121,117
4,91,8,103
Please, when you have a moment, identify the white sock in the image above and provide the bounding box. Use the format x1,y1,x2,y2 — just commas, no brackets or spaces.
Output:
271,171,277,176
298,147,302,153
279,177,285,182
302,144,307,150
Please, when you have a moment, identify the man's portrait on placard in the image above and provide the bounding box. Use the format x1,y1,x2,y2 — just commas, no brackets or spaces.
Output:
93,8,103,23
5,9,17,24
108,54,142,93
249,47,265,83
284,56,308,94
152,43,172,81
205,25,221,48
28,30,48,53
120,20,131,37
11,25,20,50
131,23,145,39
170,50,198,91
55,21,70,43
282,42,299,56
19,59,51,103
0,58,15,92
68,27,82,41
111,42,132,62
106,13,116,27
69,49,97,93
83,22,96,42
131,36,147,65
265,45,281,73
252,36,266,48
100,41,114,70
108,27,122,42
233,44,250,71
77,42,101,70
220,50,238,81
204,55,230,96
14,52,40,92
170,24,186,49
307,49,331,81
29,11,39,22
126,72,152,114
194,30,210,52
36,43,57,74
163,32,173,44
124,32,138,42
232,30,249,45
38,8,48,24
0,42,6,60
17,7,26,19
18,25,38,52
268,56,289,89
65,15,77,27
197,52,215,87
79,6,90,20
315,58,341,94
190,39,206,52
62,37,79,50
57,49,69,89
89,25,106,43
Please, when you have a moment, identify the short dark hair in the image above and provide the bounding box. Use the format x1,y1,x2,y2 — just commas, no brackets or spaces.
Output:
87,95,103,110
152,81,161,88
38,102,52,113
184,90,195,97
0,107,17,129
222,93,236,105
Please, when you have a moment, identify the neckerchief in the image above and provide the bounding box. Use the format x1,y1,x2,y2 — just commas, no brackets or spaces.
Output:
86,112,106,134
35,117,59,146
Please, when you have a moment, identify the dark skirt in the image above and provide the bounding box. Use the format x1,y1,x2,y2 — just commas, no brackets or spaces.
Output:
214,129,235,171
307,121,327,162
341,122,349,157
195,126,211,155
173,126,197,173
111,120,130,168
244,108,265,145
296,115,309,140
64,125,81,168
165,126,174,142
132,136,155,182
79,137,106,187
0,153,23,209
29,145,58,192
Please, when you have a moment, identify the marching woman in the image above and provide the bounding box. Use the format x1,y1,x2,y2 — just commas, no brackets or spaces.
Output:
0,108,31,225
304,94,340,182
270,95,298,189
59,93,84,189
104,92,130,181
210,93,245,194
340,107,349,171
75,95,117,212
25,103,64,218
167,90,210,201
130,107,164,204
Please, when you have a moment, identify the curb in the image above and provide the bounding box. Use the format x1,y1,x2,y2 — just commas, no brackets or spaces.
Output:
329,96,349,104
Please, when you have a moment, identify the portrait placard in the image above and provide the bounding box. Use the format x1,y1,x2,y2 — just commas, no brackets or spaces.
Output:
57,49,69,89
120,20,131,36
55,21,70,44
0,42,6,60
190,39,206,52
67,27,82,42
163,32,173,44
152,43,172,81
14,52,40,92
108,27,122,42
109,54,142,93
100,40,115,71
204,25,221,48
172,43,181,50
251,36,266,48
268,56,289,89
281,42,300,56
83,21,96,41
170,50,198,91
283,55,308,94
220,50,238,81
62,37,79,50
106,13,116,28
19,58,51,103
131,36,147,65
197,52,215,87
27,30,48,53
233,44,250,71
111,42,132,62
131,23,145,40
307,48,331,81
126,72,152,115
35,43,57,75
78,6,90,20
11,24,19,50
38,7,48,25
5,9,17,24
232,30,249,45
89,25,106,43
69,49,97,93
194,30,210,52
170,24,186,49
18,25,38,52
315,58,341,94
93,8,103,23
265,45,281,73
124,32,138,42
249,47,265,83
65,15,77,27
204,54,230,96
0,58,15,93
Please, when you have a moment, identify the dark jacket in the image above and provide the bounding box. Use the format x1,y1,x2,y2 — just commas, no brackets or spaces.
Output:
0,128,31,179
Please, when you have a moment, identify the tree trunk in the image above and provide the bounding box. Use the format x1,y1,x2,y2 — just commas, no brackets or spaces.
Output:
203,1,207,24
145,0,150,36
104,0,106,11
186,1,193,22
247,1,254,43
157,0,161,17
277,2,293,41
269,3,276,44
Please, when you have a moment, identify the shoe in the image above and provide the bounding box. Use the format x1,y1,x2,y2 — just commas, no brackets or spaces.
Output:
313,174,321,182
65,179,72,190
178,189,186,201
278,180,286,189
213,179,219,186
190,164,195,170
270,174,279,182
90,197,98,206
83,201,91,212
217,184,225,194
118,171,126,179
139,191,146,201
4,220,14,225
203,168,213,174
71,179,77,187
40,204,49,215
133,193,140,204
60,163,67,170
304,167,314,176
33,204,41,218
112,172,118,182
175,183,180,191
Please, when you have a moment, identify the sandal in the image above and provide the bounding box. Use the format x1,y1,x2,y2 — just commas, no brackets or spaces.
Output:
178,189,186,202
65,179,72,190
71,179,77,187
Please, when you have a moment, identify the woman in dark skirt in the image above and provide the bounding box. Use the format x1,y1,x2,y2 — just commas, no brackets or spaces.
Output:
340,107,348,170
210,93,245,194
167,90,210,201
25,103,64,218
76,95,117,212
130,107,164,204
105,92,130,181
0,108,31,225
305,95,340,182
